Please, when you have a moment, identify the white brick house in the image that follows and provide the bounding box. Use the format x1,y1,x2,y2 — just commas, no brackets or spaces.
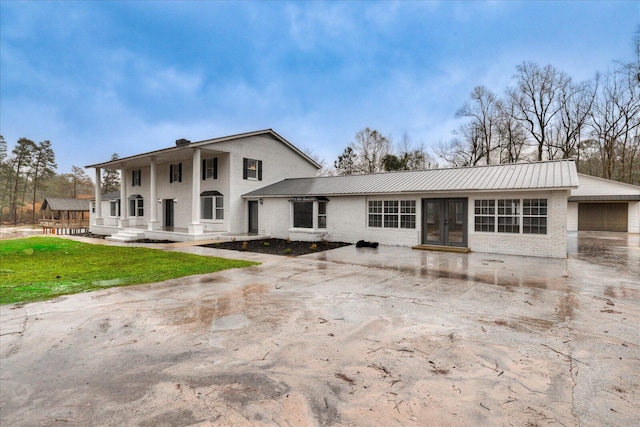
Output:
87,129,637,258
244,160,579,258
86,129,321,241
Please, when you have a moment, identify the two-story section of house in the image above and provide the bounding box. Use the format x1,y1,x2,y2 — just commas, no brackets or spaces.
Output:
85,129,321,242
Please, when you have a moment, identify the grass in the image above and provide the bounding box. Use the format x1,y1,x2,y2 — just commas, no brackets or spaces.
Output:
0,237,259,305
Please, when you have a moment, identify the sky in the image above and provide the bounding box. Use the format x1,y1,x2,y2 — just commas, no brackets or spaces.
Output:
1,1,638,174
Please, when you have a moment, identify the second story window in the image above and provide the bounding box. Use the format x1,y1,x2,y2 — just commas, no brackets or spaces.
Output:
202,158,218,180
132,169,141,186
169,163,182,183
243,158,262,181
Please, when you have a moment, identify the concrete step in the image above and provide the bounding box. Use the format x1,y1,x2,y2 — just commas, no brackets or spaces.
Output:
105,229,146,242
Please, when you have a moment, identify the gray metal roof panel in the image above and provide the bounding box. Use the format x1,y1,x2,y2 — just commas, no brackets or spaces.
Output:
244,160,578,197
41,198,91,211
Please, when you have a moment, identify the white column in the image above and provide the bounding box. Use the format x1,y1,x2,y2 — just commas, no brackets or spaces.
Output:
148,157,159,230
189,147,203,234
119,167,129,227
94,168,103,225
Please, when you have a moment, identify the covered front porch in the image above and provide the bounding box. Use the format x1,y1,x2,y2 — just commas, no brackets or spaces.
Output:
91,223,266,243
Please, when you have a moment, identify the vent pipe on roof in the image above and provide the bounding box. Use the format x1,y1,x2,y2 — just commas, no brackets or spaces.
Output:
176,138,191,146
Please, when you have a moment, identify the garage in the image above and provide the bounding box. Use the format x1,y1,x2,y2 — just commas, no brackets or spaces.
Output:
578,202,628,232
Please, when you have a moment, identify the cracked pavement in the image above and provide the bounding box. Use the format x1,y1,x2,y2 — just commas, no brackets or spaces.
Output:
1,232,639,426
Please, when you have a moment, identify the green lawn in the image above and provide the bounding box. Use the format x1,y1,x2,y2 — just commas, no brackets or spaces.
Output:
0,237,259,305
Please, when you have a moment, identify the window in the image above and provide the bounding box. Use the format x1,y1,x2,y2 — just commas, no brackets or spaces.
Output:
169,163,182,183
498,199,519,233
132,170,141,187
523,198,547,234
243,158,262,181
91,201,95,214
318,201,327,229
201,191,223,220
383,201,399,228
293,202,313,228
109,200,120,217
474,200,495,232
368,201,382,227
129,196,144,217
400,200,416,229
202,158,218,180
369,200,416,229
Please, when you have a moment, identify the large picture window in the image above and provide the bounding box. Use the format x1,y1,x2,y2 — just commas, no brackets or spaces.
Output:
293,202,313,228
523,199,547,234
201,191,223,220
290,197,329,229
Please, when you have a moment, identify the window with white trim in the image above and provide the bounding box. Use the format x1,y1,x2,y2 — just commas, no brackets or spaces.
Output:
318,201,327,229
128,195,144,217
201,191,223,220
369,200,416,229
400,200,416,229
368,201,382,227
497,199,519,233
109,200,120,217
290,197,328,229
523,199,547,234
474,200,495,232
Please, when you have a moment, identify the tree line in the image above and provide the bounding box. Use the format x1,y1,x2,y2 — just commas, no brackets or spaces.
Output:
330,30,640,185
0,136,97,224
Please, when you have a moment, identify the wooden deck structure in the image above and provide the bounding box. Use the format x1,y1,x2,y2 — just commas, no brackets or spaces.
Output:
40,198,91,235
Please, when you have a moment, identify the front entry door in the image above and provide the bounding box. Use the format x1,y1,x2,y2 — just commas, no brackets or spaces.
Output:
164,199,174,228
248,201,259,234
422,198,467,247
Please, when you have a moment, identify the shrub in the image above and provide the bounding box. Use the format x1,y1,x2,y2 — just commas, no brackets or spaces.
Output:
284,248,292,255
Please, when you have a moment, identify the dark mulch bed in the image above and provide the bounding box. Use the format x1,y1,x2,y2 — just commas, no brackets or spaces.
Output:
201,238,350,256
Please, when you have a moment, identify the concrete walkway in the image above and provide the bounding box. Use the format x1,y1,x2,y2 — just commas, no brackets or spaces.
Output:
1,232,638,426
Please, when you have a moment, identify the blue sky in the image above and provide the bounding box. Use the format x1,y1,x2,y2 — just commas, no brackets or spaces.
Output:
1,1,638,173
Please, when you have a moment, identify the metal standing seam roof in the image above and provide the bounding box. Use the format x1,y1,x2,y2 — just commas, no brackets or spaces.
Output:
243,160,579,198
41,198,91,211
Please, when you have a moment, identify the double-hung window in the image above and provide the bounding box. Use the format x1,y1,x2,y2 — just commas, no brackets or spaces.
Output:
368,201,382,227
400,200,416,228
201,191,224,220
169,163,182,183
243,158,262,181
497,199,519,233
523,199,547,234
128,195,144,217
109,200,120,217
132,170,141,186
202,158,217,180
318,201,327,229
474,200,495,232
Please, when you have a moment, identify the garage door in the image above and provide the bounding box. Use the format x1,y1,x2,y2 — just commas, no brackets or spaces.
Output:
578,203,628,232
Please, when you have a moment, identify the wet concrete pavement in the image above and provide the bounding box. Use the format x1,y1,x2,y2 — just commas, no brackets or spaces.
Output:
1,232,639,426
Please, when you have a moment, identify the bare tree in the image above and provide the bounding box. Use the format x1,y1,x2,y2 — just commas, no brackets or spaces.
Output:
495,97,528,163
588,68,640,180
552,79,597,160
351,128,391,173
455,86,499,164
508,62,572,161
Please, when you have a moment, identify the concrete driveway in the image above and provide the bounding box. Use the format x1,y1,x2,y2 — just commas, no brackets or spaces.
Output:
1,232,638,426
